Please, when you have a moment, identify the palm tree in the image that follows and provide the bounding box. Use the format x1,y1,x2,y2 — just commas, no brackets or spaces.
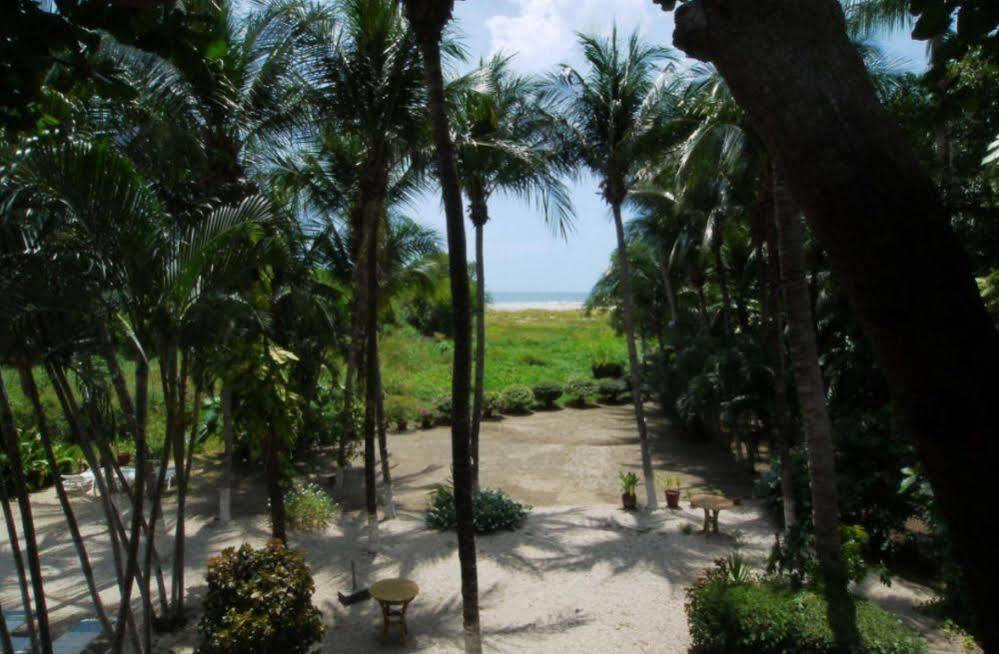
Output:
297,0,430,536
452,53,573,492
402,1,481,651
773,162,859,647
550,28,679,509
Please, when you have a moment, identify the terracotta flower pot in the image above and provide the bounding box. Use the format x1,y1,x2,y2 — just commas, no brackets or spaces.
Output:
117,452,132,466
665,489,681,509
621,492,637,510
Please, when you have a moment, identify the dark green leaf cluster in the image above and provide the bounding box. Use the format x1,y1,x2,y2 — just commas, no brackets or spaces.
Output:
425,484,531,534
686,560,925,654
597,377,627,403
197,540,324,654
531,380,563,408
564,376,597,405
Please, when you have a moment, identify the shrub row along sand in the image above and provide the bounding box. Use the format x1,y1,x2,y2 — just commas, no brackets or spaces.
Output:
1,406,960,652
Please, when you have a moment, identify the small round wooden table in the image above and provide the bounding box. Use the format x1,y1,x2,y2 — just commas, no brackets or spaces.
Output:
370,578,419,644
690,494,734,535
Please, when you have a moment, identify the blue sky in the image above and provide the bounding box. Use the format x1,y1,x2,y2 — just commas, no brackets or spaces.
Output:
409,1,927,294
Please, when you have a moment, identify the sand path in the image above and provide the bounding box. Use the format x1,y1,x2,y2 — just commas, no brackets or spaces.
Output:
1,405,967,652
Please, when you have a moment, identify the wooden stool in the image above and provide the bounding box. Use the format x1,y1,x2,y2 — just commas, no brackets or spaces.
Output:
690,494,735,535
370,578,419,644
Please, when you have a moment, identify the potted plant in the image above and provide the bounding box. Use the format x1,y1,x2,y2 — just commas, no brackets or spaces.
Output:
660,475,682,509
619,471,639,510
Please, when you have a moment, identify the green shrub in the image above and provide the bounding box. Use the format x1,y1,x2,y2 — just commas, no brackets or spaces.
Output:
482,391,501,418
385,395,417,429
592,360,625,379
531,380,563,408
686,559,924,654
425,484,531,534
597,377,627,403
433,395,453,425
564,376,597,406
500,384,534,414
197,540,324,654
285,480,340,532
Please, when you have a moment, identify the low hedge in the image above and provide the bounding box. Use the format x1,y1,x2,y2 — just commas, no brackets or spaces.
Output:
686,560,925,654
564,376,597,406
597,377,627,403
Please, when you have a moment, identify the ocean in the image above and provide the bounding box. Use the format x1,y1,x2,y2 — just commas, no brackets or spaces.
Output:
488,291,588,311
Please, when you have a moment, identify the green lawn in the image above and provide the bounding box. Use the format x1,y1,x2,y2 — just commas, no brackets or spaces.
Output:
2,309,624,453
380,309,626,404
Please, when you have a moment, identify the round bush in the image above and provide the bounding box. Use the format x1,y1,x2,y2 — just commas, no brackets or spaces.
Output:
285,480,340,532
597,378,628,403
482,391,501,418
385,395,417,429
531,380,563,409
592,360,625,379
425,484,531,534
198,540,324,654
564,376,597,406
501,384,534,414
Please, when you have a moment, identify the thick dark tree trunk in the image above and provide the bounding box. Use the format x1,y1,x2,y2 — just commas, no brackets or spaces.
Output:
362,198,381,544
17,367,112,636
469,192,489,495
667,1,999,646
0,372,52,654
219,386,234,522
0,601,14,654
661,264,679,327
763,185,796,530
336,285,364,491
406,3,481,649
265,423,286,544
774,168,858,648
611,202,658,510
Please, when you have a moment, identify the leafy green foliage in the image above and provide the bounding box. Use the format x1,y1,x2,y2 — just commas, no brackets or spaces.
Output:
482,391,501,418
197,540,324,654
564,375,597,406
597,377,627,403
425,484,531,534
591,360,624,379
531,380,563,408
686,559,925,654
766,523,874,587
500,384,534,414
432,395,453,425
285,481,340,533
0,430,83,491
384,395,417,427
619,471,639,494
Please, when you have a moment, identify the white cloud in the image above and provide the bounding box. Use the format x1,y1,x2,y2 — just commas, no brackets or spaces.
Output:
485,0,665,73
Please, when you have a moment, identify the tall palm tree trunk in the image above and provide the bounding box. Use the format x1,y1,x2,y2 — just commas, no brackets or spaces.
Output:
774,163,857,649
0,472,40,654
16,366,112,636
470,217,487,495
337,288,364,492
611,202,658,510
219,386,234,522
1,372,53,654
661,265,679,327
407,4,482,649
374,347,396,519
763,193,796,530
0,601,14,654
362,203,381,545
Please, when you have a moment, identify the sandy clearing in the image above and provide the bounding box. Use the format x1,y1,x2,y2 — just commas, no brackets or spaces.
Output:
1,405,967,653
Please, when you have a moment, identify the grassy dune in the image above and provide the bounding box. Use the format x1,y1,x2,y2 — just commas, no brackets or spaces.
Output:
380,309,625,404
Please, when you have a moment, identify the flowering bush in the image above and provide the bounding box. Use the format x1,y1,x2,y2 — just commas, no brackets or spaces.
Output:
285,480,340,532
418,406,434,429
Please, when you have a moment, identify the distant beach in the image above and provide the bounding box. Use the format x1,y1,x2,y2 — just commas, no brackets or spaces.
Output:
487,291,587,312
